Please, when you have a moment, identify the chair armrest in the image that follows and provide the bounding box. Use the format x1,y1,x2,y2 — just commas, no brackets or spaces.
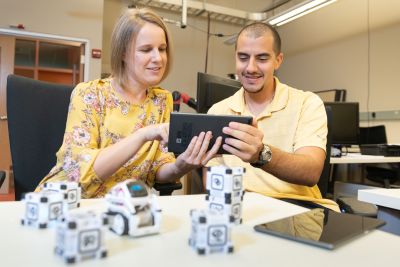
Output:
336,197,378,217
153,181,183,196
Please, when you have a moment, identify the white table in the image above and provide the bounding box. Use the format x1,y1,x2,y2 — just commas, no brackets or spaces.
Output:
359,189,400,235
1,193,399,267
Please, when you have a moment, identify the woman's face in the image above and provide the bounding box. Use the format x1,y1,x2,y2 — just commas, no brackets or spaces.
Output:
125,22,167,89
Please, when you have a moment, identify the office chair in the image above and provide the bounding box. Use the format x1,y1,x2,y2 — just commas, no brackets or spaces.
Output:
359,125,399,188
6,75,180,200
0,171,5,188
317,106,333,198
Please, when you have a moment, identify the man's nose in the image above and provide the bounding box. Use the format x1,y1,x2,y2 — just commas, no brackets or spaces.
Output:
246,57,257,72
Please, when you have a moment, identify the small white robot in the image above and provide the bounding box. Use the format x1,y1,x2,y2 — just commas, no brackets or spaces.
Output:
205,166,245,224
21,191,68,229
105,179,161,237
205,166,245,204
189,209,234,255
55,211,108,264
43,181,81,209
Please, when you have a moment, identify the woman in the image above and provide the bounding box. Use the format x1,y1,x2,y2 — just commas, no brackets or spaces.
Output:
37,8,221,197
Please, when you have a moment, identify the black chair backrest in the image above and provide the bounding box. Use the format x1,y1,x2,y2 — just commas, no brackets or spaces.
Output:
7,75,73,200
359,125,387,144
317,106,332,198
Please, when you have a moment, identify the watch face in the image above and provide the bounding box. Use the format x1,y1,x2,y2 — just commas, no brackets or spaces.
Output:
251,144,272,168
261,145,272,163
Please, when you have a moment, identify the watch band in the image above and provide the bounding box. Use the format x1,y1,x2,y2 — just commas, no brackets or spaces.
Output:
250,144,272,168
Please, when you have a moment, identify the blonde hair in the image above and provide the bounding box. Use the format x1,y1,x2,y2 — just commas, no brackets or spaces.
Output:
110,8,173,88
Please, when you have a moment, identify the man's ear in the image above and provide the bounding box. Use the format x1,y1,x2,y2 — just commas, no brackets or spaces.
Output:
274,52,283,70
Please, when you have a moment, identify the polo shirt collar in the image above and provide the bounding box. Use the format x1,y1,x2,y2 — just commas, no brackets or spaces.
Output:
228,77,289,117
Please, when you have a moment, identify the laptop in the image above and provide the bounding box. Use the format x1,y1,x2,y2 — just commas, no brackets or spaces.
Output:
168,112,253,154
254,208,385,250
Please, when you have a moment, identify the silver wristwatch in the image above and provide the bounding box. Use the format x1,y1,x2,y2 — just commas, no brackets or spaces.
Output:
250,144,272,168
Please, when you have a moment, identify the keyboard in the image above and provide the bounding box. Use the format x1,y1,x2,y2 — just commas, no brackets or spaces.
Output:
360,144,400,157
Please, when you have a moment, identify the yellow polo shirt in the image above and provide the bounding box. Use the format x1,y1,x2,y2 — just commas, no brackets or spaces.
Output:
207,78,339,211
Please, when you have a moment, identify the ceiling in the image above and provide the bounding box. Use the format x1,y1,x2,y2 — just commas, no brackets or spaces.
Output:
130,0,400,56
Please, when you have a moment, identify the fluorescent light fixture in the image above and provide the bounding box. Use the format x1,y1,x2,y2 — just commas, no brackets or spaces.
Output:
268,0,337,26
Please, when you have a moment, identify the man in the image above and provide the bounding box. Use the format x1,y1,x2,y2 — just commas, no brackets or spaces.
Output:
206,22,338,211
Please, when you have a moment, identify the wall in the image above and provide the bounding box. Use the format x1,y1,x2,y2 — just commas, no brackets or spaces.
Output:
102,0,240,113
278,14,400,143
0,0,104,80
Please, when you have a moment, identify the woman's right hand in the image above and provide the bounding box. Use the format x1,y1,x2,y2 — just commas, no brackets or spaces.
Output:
138,123,169,145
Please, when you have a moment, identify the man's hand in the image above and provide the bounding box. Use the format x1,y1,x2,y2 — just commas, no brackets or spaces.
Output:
221,119,264,163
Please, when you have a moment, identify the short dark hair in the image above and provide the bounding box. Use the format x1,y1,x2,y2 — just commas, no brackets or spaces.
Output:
236,22,281,55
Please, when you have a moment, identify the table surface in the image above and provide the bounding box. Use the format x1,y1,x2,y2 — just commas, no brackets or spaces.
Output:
1,193,400,267
330,153,400,164
358,188,400,210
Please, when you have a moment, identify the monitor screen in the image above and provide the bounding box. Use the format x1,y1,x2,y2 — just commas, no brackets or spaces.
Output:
196,72,242,113
324,102,360,146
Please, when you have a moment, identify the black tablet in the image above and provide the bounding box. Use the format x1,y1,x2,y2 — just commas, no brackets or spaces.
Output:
168,112,253,154
254,208,385,250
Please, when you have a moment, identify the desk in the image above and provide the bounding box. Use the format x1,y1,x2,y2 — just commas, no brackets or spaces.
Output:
359,189,400,235
330,153,400,164
1,193,399,267
329,154,400,184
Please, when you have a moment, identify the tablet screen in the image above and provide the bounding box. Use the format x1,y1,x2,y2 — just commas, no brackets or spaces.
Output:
168,112,252,154
254,208,385,249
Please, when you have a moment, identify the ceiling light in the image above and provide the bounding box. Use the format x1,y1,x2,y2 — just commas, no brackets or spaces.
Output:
268,0,337,26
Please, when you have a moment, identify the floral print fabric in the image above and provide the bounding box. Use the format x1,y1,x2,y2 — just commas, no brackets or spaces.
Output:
37,78,175,198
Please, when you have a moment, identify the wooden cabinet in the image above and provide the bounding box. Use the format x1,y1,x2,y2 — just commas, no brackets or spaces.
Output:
13,38,84,86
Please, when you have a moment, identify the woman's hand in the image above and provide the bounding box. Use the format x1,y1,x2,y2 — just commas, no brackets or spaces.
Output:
175,131,222,173
138,123,169,145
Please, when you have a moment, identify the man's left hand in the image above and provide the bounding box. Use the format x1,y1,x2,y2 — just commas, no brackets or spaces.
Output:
222,120,263,163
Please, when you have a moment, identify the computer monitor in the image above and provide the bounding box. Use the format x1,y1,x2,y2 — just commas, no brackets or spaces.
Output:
196,72,242,113
324,102,360,146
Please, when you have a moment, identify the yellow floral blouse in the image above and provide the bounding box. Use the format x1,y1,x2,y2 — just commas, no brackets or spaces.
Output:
37,78,175,198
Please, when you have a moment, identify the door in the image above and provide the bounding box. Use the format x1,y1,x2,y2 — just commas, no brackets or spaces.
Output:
0,36,15,173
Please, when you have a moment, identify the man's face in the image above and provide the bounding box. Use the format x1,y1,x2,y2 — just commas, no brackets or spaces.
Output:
235,32,282,94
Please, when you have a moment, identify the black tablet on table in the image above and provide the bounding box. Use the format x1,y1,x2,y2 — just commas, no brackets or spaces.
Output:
254,208,385,250
168,112,252,154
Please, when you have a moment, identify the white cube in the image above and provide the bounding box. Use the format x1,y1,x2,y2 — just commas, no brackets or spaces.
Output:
43,181,81,209
55,211,108,264
189,209,234,255
206,195,243,225
21,191,68,229
206,166,245,204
